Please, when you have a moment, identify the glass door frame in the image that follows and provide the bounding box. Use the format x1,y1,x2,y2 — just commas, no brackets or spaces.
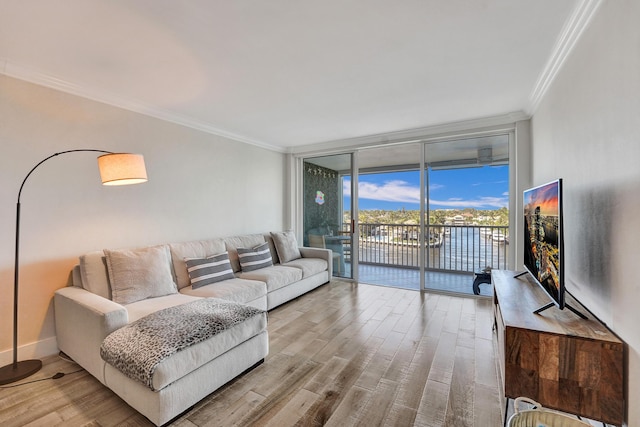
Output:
419,143,426,291
293,126,517,289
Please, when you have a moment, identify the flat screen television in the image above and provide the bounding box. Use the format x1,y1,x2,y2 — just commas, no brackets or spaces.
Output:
521,179,585,318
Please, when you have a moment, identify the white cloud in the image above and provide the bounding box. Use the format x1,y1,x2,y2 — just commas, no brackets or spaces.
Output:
472,180,508,187
354,179,421,204
429,196,508,209
347,179,508,209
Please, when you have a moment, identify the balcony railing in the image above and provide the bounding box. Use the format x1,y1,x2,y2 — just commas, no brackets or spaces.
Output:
354,223,509,273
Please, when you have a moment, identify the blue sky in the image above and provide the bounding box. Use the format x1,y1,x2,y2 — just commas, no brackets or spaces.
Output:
344,165,509,210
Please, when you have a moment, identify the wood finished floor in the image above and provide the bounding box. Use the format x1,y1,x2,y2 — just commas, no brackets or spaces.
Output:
0,281,502,427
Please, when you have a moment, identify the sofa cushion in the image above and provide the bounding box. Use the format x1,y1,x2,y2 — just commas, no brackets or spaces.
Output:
224,234,266,272
270,231,301,263
238,265,303,292
185,253,235,289
169,239,226,290
180,277,267,306
125,293,202,322
105,245,178,305
79,251,111,299
282,257,328,278
237,242,273,272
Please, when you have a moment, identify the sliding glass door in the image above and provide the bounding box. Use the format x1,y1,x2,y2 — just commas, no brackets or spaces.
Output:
302,154,354,280
299,132,511,294
354,143,424,289
423,135,510,295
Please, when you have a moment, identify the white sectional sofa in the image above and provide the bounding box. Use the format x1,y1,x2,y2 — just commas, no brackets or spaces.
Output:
54,232,331,426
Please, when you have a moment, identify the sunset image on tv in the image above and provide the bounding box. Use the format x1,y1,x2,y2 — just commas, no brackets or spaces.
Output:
523,180,561,302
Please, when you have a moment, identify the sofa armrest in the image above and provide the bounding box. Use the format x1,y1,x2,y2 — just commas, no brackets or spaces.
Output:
299,246,331,262
299,247,333,275
54,286,128,383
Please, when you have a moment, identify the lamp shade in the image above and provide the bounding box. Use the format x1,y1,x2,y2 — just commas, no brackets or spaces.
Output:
98,153,148,185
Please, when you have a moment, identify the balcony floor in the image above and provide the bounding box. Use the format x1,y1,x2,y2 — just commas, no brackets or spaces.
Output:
343,263,494,297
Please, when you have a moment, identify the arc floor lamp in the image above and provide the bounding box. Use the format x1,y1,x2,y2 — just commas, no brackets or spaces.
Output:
0,149,148,385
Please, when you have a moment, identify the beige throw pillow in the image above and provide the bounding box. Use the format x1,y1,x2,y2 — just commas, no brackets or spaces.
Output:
104,245,177,305
270,231,301,263
79,251,111,300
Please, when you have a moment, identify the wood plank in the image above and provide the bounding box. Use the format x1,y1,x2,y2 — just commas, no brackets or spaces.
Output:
234,359,320,426
294,336,384,425
394,334,438,410
444,345,475,427
353,378,399,426
371,313,402,339
391,295,425,334
323,386,372,427
475,297,494,340
427,331,457,385
474,383,503,427
312,320,376,364
423,307,447,338
303,356,349,395
355,331,404,390
383,403,417,427
475,336,498,388
442,296,463,334
192,391,264,427
415,379,450,427
383,330,421,383
262,388,320,427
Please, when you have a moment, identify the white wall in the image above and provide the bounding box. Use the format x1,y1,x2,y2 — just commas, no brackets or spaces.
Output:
531,1,639,425
511,120,532,271
0,75,285,362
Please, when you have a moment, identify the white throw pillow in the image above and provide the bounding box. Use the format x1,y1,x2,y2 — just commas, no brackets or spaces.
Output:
104,245,178,305
270,231,301,263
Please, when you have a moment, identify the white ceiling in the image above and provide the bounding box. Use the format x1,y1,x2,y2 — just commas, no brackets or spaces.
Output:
1,0,584,151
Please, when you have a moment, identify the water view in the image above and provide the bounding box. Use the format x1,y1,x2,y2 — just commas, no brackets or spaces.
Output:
353,208,509,273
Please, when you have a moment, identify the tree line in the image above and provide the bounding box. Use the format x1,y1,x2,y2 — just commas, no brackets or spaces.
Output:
345,207,509,226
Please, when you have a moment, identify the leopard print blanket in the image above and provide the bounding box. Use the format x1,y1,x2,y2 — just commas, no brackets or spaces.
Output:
100,298,264,390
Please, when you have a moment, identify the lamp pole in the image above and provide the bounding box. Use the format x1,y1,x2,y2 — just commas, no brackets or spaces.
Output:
0,150,146,385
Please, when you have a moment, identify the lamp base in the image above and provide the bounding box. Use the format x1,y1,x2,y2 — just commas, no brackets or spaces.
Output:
0,359,42,385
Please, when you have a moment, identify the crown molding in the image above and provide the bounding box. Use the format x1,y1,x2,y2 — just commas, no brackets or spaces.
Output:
0,58,286,153
527,0,604,115
289,111,529,156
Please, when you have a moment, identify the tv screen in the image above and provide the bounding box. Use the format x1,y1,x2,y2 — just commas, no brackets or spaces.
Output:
523,179,564,309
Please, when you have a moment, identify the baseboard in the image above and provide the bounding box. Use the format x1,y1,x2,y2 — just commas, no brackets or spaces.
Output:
0,336,59,366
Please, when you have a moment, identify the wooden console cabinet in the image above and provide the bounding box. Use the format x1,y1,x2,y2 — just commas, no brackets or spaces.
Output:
492,270,624,426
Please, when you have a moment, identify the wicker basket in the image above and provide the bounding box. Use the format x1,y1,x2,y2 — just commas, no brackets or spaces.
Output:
507,397,592,427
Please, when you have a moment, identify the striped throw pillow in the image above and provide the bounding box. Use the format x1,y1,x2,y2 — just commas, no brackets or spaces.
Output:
237,242,273,272
185,252,235,289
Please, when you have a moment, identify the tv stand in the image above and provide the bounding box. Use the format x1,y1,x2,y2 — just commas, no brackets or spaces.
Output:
533,301,588,319
492,270,624,426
